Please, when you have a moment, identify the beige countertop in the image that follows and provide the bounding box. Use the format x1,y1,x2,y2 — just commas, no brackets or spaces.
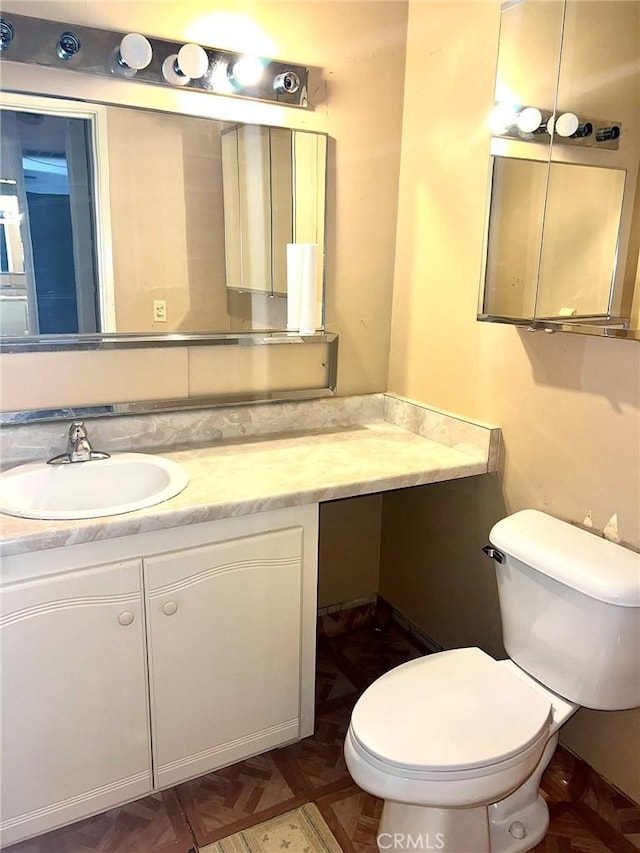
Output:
0,395,500,558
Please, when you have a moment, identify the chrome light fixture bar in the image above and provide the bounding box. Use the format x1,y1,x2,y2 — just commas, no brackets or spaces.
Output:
0,13,311,107
490,103,621,150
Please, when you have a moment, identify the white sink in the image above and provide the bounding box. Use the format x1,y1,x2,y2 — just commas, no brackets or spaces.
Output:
0,453,189,520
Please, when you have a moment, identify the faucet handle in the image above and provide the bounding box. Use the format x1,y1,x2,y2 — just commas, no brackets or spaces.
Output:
68,421,88,439
66,421,89,457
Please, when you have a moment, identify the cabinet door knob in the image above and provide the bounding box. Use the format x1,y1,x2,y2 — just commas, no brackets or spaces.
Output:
162,601,178,616
118,611,135,626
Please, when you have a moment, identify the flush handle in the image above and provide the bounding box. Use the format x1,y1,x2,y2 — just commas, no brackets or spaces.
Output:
482,545,505,564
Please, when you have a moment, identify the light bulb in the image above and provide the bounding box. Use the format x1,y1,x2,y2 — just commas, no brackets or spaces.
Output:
554,112,579,137
118,33,152,71
210,61,235,94
162,43,209,85
489,102,518,135
229,55,264,88
516,107,544,134
177,43,209,78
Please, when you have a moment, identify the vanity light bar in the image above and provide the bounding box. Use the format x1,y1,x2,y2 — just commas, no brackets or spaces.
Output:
0,12,311,108
490,104,621,150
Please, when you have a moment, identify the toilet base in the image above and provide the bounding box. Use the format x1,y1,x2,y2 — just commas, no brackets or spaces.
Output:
375,795,548,853
377,800,489,852
487,733,558,853
373,735,559,852
488,793,548,853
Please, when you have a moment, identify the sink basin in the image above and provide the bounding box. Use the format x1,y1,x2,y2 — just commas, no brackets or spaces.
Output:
0,453,189,520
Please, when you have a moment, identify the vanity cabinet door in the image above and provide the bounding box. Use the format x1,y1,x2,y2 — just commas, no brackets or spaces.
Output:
0,559,152,848
145,525,304,788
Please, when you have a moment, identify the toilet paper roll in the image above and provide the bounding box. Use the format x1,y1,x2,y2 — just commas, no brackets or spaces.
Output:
286,244,304,331
298,243,318,335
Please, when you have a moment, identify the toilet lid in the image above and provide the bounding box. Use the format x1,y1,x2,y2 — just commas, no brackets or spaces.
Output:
350,647,552,773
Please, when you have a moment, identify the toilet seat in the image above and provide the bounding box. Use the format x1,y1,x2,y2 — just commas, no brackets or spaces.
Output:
350,647,552,779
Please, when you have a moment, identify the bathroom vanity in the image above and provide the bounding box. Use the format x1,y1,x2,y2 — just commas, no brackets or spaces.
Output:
0,393,500,847
1,506,318,846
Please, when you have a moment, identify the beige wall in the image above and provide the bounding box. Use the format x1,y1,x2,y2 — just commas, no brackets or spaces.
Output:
384,0,640,801
0,0,407,408
318,496,382,609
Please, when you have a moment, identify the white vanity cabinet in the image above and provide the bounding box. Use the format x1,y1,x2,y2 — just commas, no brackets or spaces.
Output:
145,526,306,788
0,505,319,847
0,559,152,847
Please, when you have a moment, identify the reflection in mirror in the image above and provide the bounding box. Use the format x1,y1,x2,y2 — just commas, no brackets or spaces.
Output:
483,157,626,320
0,184,27,335
483,157,546,319
537,163,625,318
494,0,564,129
0,94,327,339
1,107,97,336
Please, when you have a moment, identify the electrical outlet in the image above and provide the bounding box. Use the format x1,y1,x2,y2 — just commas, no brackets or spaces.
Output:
153,300,167,322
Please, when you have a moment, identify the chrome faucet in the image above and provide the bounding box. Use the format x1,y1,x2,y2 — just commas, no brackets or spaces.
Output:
47,421,110,465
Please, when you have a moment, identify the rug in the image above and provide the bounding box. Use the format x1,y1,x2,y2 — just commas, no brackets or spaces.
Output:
200,803,343,853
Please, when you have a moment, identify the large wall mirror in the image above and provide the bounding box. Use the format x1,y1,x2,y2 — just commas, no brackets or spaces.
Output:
0,91,327,341
479,0,640,339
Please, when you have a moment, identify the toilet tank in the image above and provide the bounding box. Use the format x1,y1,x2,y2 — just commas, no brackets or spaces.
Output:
488,510,640,711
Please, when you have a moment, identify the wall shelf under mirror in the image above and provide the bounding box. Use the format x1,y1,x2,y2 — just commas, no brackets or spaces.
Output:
478,0,640,341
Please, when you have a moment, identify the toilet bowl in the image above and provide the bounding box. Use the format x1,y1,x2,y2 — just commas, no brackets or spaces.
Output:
345,648,576,852
344,510,640,852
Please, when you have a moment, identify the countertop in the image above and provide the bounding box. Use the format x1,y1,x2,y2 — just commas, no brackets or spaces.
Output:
0,395,500,558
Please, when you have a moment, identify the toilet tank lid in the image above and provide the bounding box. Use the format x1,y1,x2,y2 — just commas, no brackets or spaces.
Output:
489,510,640,607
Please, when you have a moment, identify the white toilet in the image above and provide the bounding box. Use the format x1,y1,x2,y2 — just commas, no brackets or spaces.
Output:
344,509,640,853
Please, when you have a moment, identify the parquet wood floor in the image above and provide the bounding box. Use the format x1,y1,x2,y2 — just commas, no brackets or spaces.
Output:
5,620,639,852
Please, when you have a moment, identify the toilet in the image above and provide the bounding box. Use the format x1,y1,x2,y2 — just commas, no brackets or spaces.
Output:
344,509,640,853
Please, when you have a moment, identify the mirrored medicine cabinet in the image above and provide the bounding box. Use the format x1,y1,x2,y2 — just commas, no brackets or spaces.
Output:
479,0,640,340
